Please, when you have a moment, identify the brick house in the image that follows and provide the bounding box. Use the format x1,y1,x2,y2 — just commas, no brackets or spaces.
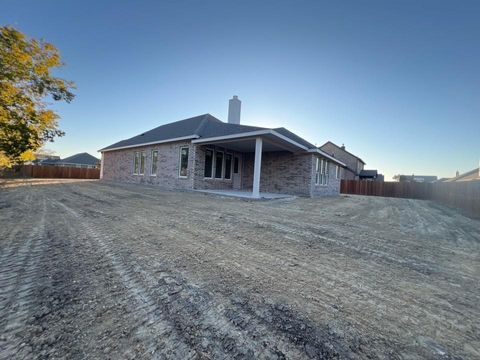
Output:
319,141,366,180
443,167,480,182
100,97,346,198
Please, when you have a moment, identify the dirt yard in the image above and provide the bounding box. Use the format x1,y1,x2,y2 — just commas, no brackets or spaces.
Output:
1,180,479,359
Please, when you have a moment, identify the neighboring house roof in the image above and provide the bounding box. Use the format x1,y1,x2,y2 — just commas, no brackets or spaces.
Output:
359,170,378,178
398,175,438,183
319,141,366,165
42,152,99,166
445,168,480,182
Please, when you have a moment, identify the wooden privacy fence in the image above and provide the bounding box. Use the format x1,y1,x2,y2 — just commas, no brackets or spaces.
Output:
341,180,480,219
7,165,100,179
341,180,433,199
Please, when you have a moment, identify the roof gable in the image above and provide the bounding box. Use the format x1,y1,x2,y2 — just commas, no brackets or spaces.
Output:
62,152,99,165
320,141,366,164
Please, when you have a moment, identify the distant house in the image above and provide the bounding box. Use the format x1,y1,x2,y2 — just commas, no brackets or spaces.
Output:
319,142,365,180
444,168,480,182
41,152,100,169
319,141,381,181
99,96,347,198
398,175,438,183
359,170,384,182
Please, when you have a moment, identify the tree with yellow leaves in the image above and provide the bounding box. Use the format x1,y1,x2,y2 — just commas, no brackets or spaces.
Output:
0,26,75,167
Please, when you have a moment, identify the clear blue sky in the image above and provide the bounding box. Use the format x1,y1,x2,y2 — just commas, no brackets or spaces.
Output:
2,0,479,180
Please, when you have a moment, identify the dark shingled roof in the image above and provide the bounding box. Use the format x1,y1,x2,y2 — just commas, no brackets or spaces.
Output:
42,152,99,166
273,127,315,149
359,170,378,178
101,113,318,151
101,114,220,151
62,152,99,165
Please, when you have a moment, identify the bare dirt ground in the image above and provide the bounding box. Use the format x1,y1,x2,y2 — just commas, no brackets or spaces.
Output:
0,180,479,359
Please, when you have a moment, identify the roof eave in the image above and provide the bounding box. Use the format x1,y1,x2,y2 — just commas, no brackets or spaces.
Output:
99,135,200,152
192,129,310,151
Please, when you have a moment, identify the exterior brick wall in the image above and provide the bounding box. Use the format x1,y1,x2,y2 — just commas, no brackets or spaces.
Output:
242,152,313,196
102,140,340,197
102,141,195,190
310,157,341,197
192,145,243,191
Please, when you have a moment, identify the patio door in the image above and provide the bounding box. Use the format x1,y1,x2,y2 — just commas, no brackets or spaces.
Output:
232,155,242,189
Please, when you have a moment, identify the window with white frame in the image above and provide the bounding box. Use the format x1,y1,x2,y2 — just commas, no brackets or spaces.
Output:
315,158,329,185
133,152,140,174
204,149,213,178
336,165,341,179
151,150,158,176
224,153,232,180
215,151,223,179
139,152,145,175
179,147,189,178
324,160,329,185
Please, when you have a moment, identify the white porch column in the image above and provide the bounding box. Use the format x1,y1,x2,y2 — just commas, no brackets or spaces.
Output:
100,152,104,179
252,137,263,198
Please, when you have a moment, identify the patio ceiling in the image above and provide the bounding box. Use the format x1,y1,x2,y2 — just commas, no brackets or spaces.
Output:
192,133,305,153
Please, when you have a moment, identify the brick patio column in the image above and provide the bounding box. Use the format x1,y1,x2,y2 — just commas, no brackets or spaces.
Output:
252,137,263,198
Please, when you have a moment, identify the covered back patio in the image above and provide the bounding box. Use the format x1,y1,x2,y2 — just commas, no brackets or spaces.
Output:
191,130,315,198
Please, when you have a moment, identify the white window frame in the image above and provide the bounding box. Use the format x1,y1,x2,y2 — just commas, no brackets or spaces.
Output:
178,146,189,178
139,152,145,175
204,148,214,179
224,153,233,180
133,151,140,175
324,160,329,185
315,157,329,186
320,159,325,186
214,150,224,179
150,150,158,176
336,165,340,179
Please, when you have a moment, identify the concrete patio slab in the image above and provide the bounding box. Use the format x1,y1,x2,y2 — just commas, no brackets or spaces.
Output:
195,189,295,200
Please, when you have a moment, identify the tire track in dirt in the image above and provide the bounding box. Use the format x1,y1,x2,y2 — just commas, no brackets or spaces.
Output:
52,194,361,359
56,183,477,357
0,191,46,359
30,182,480,358
52,199,198,359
